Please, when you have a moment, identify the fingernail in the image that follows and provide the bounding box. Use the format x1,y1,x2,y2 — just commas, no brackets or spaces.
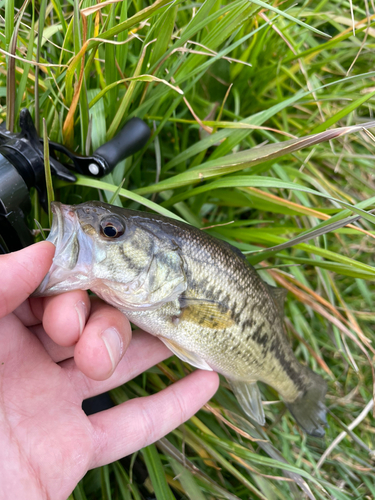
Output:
101,327,123,373
75,301,87,336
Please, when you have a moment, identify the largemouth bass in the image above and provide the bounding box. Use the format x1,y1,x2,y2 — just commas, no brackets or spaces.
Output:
35,201,327,436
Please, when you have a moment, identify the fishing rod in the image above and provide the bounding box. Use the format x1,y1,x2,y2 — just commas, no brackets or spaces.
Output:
0,108,150,254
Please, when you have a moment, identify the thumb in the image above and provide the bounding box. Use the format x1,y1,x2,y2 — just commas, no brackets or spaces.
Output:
0,241,55,319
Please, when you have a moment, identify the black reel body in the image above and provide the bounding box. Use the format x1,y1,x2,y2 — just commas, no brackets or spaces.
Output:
0,109,150,254
0,153,32,252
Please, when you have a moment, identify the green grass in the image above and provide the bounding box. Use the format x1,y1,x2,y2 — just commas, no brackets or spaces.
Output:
1,0,375,498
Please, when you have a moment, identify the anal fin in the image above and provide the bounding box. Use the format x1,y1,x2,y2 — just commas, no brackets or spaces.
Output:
159,337,213,371
227,379,265,425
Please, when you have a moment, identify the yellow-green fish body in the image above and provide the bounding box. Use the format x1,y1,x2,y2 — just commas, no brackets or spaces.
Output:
35,201,327,436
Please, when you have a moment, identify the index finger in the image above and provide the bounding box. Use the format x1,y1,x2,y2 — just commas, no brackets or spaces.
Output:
0,241,55,319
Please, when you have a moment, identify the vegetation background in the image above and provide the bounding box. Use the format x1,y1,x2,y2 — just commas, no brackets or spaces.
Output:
1,0,375,498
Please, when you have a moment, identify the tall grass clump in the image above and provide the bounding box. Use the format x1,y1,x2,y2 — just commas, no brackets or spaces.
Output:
1,0,375,498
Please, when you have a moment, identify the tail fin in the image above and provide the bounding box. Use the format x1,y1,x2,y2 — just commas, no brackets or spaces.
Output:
286,373,327,437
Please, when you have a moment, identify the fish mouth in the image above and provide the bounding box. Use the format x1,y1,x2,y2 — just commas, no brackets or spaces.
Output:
33,202,93,296
48,201,65,248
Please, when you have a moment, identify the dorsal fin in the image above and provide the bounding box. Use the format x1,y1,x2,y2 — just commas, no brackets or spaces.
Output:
221,240,247,261
265,284,287,316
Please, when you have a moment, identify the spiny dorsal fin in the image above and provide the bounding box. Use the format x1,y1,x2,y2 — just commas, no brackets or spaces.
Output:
265,284,287,316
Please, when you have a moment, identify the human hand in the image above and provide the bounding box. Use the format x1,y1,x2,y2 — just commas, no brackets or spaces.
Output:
0,242,219,500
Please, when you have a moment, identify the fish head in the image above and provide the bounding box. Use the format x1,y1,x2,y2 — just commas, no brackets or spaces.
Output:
34,201,154,295
34,201,187,310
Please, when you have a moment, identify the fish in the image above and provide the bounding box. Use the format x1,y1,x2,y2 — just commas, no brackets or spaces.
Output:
34,201,327,437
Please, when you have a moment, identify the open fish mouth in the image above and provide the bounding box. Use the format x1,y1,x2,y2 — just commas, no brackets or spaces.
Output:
47,201,65,248
45,202,74,252
33,202,94,296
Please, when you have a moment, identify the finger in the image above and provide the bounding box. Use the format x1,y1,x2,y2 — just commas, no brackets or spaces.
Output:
0,242,55,319
41,291,91,346
73,299,132,381
13,298,41,327
30,324,75,363
13,290,90,333
61,330,171,399
88,369,220,468
0,314,65,371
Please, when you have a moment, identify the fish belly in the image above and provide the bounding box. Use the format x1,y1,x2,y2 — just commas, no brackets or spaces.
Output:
123,300,304,404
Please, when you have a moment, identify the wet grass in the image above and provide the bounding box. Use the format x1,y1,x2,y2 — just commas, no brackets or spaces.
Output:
1,0,375,498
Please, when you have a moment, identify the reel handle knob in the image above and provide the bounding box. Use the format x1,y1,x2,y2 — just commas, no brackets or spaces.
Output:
93,118,151,174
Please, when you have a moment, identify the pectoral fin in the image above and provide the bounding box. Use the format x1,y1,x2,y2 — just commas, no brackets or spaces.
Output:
159,337,213,371
178,297,235,330
228,379,265,425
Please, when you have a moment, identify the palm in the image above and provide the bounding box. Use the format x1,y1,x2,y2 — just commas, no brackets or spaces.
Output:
0,243,219,500
1,315,92,498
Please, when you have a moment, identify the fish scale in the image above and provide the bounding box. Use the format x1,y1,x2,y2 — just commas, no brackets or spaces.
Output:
34,200,328,437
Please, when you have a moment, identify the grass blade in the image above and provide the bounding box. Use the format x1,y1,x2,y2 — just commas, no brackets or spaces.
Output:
43,118,54,225
55,176,188,223
137,121,375,194
142,444,176,500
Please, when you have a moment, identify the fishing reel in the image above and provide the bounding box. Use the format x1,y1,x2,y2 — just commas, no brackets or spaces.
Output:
0,108,150,254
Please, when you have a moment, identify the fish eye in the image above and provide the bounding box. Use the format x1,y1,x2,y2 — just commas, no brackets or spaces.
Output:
100,217,125,238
